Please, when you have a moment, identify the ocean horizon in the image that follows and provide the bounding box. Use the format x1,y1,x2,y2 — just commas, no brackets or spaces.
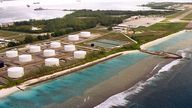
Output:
0,0,191,23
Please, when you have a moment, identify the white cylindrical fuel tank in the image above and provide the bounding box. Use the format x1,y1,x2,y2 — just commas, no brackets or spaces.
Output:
74,51,87,59
43,49,56,57
80,31,91,38
7,67,24,78
64,44,76,52
50,41,61,48
68,35,79,41
29,45,41,53
6,50,18,58
19,54,32,62
45,58,60,66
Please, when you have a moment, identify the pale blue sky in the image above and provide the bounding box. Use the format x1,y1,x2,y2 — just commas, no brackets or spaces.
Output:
1,0,192,6
28,0,192,4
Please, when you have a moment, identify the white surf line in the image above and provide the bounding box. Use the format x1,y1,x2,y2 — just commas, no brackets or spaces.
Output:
121,32,138,44
95,59,182,108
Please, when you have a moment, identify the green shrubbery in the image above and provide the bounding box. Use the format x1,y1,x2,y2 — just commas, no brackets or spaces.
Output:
1,10,175,34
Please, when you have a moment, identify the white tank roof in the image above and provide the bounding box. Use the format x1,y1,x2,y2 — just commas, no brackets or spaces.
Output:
43,49,56,57
45,58,60,66
6,50,18,58
29,45,41,53
50,41,61,48
68,35,79,41
64,44,76,52
19,54,32,62
74,50,87,59
7,67,24,78
80,31,91,38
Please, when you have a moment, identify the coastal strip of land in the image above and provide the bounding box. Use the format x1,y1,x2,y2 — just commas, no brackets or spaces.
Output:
0,30,186,99
59,32,191,108
0,50,138,98
140,30,185,49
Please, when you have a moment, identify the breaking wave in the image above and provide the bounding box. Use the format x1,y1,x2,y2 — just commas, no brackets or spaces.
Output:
94,54,187,108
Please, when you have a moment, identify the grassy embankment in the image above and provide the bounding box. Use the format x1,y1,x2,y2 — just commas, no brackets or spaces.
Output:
181,13,192,21
133,22,187,44
0,30,27,40
161,9,189,22
166,10,189,19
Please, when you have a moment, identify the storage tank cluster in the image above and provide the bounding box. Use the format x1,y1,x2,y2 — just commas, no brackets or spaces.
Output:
67,31,92,42
4,39,88,78
5,50,30,78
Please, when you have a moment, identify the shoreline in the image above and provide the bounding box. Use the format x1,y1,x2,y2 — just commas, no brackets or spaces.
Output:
49,55,172,108
140,30,186,49
0,50,138,99
0,30,186,99
93,59,174,108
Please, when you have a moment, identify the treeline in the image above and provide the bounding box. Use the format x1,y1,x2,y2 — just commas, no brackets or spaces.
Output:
2,10,175,35
7,34,50,47
142,2,178,9
71,10,175,16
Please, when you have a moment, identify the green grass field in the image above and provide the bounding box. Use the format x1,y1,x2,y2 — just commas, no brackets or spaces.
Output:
166,10,189,19
181,13,192,21
0,30,31,41
134,22,188,44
